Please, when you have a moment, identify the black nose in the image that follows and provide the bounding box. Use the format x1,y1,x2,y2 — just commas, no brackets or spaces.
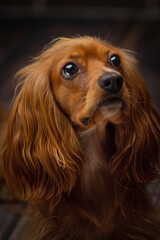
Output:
98,72,123,94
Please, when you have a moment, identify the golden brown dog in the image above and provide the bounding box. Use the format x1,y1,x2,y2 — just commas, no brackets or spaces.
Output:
2,36,160,240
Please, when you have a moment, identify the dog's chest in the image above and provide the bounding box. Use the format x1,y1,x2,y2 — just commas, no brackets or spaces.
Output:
57,127,116,239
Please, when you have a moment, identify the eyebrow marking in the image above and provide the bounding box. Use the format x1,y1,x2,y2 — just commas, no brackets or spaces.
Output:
70,54,81,59
69,51,84,59
69,48,110,61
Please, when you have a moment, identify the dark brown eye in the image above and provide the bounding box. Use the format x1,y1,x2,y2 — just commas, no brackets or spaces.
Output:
61,63,78,80
110,55,121,68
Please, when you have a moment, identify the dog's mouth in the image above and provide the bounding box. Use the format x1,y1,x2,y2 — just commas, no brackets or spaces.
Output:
98,97,123,109
80,97,124,126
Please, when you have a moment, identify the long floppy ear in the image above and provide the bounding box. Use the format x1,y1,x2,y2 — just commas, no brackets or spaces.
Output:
111,53,160,184
2,51,84,207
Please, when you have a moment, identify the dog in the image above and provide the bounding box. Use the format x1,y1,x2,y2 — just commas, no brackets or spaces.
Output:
2,36,160,240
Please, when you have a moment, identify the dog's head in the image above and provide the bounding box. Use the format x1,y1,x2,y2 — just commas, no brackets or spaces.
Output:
49,37,134,129
2,37,160,207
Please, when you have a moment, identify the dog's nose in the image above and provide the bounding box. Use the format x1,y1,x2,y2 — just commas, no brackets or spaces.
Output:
98,72,123,94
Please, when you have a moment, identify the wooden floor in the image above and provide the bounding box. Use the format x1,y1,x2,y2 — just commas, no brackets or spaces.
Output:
0,15,160,240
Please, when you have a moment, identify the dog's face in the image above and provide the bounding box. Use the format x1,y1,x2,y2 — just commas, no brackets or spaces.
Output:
51,37,131,129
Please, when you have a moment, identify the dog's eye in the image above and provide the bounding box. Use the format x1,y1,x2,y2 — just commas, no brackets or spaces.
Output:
110,55,121,68
61,63,79,79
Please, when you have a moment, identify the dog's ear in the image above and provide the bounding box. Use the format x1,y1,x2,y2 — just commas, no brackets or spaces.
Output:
2,48,84,208
111,53,160,185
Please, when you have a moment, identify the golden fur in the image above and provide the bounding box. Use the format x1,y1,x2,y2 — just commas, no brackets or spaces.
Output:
2,36,160,240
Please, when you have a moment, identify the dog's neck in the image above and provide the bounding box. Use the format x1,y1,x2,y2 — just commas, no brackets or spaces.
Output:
78,122,115,206
80,123,109,172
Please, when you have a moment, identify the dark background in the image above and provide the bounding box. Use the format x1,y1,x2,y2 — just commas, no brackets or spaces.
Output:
0,1,160,240
0,0,160,111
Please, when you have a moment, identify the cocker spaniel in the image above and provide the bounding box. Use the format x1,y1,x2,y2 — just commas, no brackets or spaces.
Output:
2,36,160,240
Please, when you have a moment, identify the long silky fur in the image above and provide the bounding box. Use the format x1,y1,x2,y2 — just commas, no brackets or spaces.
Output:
2,36,160,240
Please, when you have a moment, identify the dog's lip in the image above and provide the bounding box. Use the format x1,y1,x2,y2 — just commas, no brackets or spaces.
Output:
98,97,123,109
80,97,124,126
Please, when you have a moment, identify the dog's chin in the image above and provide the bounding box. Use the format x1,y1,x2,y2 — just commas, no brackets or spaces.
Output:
79,97,124,129
93,98,124,124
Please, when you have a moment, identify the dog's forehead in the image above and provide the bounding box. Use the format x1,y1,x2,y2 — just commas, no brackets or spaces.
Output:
68,38,110,58
56,37,114,60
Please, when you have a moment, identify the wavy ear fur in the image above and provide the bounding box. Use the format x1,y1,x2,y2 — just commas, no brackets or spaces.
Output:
111,53,160,184
2,51,84,208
